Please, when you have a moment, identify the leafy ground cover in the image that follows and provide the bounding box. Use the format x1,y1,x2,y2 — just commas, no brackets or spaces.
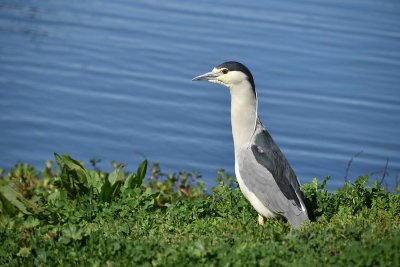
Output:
0,154,399,266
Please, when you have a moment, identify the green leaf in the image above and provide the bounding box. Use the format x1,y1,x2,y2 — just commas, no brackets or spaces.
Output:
47,191,61,203
109,168,121,186
0,188,18,215
137,160,148,180
60,224,84,244
124,160,147,189
87,170,102,192
17,247,31,258
22,217,40,229
100,175,112,203
54,153,90,197
0,184,30,214
61,154,88,184
124,173,142,189
110,180,122,201
99,169,123,202
54,153,63,167
0,184,41,215
321,176,330,190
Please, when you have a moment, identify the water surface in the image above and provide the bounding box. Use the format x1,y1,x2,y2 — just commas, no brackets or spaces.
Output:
1,0,400,190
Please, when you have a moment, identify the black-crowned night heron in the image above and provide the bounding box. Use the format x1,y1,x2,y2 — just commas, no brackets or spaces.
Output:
192,61,309,229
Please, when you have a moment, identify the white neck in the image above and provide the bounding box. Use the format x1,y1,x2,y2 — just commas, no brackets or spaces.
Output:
229,80,258,159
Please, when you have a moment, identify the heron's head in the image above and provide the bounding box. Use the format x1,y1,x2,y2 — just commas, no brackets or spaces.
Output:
192,61,255,90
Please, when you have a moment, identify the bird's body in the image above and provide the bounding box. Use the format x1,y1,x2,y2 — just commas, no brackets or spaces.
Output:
193,61,308,229
238,119,308,228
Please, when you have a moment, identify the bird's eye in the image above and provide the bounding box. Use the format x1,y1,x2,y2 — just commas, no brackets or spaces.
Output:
222,69,229,74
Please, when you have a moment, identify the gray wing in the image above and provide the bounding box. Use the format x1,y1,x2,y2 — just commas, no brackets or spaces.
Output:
238,119,308,228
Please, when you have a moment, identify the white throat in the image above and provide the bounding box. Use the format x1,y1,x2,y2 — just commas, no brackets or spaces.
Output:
229,80,258,160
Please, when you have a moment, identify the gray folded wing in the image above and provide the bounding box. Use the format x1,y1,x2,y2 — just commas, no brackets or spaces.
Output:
238,120,308,228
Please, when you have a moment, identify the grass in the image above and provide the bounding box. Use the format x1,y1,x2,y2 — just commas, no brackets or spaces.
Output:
0,153,399,266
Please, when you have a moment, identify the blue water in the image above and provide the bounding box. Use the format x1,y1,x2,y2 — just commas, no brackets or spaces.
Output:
1,0,400,190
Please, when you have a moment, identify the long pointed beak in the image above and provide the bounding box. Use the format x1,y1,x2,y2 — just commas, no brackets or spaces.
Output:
192,71,220,81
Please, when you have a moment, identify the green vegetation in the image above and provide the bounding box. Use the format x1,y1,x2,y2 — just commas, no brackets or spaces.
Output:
0,154,399,266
